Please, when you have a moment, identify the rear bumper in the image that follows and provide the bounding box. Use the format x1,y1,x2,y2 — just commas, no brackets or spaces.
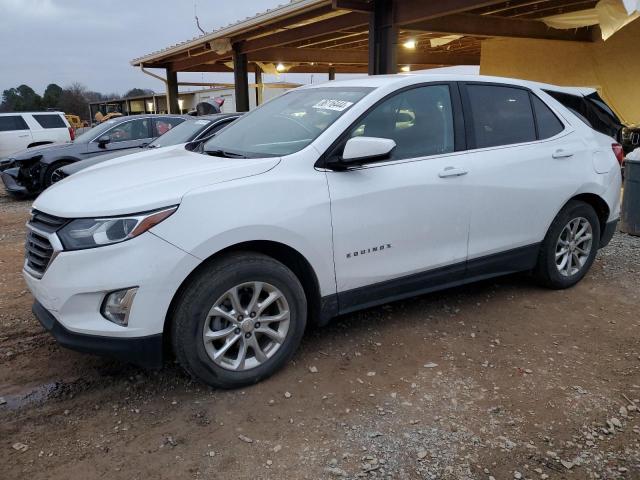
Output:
32,301,163,369
600,219,618,248
1,169,29,196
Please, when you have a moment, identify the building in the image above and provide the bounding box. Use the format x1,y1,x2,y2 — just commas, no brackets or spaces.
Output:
88,82,298,121
128,0,640,125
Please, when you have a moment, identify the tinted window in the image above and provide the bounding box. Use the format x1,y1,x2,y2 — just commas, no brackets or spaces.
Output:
532,95,564,139
0,115,29,132
348,85,454,160
467,85,536,148
149,119,211,148
152,117,185,137
33,114,66,129
105,118,150,143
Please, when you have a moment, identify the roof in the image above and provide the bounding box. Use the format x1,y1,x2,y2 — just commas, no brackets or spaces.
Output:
131,0,598,75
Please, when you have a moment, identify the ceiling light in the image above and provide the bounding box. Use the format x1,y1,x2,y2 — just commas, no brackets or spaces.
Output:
401,65,411,72
403,39,416,49
276,63,286,72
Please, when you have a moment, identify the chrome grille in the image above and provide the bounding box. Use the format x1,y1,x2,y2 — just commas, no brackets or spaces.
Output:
24,210,68,278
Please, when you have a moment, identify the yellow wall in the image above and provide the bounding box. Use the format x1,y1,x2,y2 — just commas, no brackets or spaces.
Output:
479,19,640,125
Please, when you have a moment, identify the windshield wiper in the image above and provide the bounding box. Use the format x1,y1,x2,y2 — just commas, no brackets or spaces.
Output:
204,149,247,159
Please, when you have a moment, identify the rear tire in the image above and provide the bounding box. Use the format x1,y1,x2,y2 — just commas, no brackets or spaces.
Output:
534,200,600,289
171,252,307,389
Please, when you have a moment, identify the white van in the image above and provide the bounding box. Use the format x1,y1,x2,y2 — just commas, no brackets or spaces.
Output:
0,112,73,160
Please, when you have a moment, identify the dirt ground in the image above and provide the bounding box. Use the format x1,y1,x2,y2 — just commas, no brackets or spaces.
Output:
1,189,639,480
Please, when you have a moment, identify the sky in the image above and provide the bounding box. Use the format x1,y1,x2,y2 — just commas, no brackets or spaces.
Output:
0,0,322,96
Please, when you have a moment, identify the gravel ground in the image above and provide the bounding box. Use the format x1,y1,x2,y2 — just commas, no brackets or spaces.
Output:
1,189,639,480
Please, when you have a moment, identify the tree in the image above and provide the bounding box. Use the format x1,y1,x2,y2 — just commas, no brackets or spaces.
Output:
0,84,42,112
58,82,89,119
124,88,154,98
42,84,63,109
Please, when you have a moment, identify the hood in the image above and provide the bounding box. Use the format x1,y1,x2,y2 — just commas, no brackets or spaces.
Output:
34,145,280,217
60,148,140,175
10,142,81,161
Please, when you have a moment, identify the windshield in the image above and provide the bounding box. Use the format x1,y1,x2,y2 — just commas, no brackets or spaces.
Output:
74,119,122,143
150,119,211,148
203,87,373,157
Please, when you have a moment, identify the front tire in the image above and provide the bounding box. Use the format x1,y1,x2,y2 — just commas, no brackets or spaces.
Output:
44,161,72,188
171,252,307,388
534,200,600,289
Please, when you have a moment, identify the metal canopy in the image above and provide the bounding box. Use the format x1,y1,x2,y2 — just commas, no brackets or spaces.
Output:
131,0,597,112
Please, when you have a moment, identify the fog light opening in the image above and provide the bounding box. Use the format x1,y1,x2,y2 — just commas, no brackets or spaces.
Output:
101,287,138,326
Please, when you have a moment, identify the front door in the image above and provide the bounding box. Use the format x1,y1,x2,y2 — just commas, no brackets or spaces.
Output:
87,117,153,156
325,84,472,312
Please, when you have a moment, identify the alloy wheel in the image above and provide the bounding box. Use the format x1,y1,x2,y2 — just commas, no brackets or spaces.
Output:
202,282,290,371
555,217,593,277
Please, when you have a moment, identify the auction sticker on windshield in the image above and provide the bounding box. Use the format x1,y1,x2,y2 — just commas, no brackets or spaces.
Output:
312,99,354,112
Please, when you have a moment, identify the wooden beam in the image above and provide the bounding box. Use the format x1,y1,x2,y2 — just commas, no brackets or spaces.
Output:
394,0,507,25
170,50,231,72
245,47,479,65
331,0,373,13
240,12,369,54
233,43,250,112
403,13,594,42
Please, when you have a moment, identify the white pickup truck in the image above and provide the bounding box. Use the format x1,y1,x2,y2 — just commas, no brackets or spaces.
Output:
0,112,73,161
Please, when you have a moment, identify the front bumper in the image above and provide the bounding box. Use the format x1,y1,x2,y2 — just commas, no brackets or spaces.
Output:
1,168,29,196
33,301,163,368
24,229,201,366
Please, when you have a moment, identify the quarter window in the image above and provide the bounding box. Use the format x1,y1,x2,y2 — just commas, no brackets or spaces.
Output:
466,85,536,148
348,85,455,160
532,95,564,139
0,115,29,132
33,114,66,129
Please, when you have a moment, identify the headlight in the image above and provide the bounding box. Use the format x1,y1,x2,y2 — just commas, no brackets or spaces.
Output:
57,206,177,251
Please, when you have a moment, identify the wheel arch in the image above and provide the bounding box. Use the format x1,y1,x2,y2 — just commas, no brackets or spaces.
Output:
163,240,325,354
26,141,53,149
567,193,610,239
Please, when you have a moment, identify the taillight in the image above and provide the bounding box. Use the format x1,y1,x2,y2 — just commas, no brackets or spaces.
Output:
612,143,624,166
68,126,75,141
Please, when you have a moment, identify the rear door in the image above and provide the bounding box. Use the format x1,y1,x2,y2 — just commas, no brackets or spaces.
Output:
30,113,71,144
0,115,32,158
459,82,588,272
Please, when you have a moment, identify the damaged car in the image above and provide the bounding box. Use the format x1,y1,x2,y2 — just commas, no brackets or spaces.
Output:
0,114,186,197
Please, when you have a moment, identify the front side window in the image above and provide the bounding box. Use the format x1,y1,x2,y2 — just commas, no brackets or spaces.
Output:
0,115,29,132
203,87,372,158
105,119,150,143
33,114,66,129
466,85,536,148
347,85,454,160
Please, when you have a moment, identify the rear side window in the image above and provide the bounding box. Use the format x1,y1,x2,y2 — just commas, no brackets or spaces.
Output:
466,85,536,148
532,95,564,139
33,114,66,129
0,115,29,132
153,117,185,137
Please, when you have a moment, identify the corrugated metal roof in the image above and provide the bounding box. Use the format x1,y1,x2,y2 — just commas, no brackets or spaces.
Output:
130,0,329,66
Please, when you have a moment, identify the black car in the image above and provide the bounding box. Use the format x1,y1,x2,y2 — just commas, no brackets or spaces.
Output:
0,114,187,197
52,113,241,183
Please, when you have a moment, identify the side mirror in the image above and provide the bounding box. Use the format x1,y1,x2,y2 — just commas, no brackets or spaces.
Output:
97,135,111,147
340,137,396,167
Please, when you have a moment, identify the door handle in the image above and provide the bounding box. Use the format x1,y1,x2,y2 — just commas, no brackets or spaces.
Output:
438,166,468,178
552,149,574,159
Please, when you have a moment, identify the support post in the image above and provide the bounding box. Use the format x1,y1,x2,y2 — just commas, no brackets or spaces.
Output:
233,43,250,112
368,0,397,75
166,69,179,114
328,66,336,80
254,64,263,106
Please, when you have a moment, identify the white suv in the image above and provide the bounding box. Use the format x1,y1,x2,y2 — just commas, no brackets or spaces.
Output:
0,112,73,160
24,74,622,388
